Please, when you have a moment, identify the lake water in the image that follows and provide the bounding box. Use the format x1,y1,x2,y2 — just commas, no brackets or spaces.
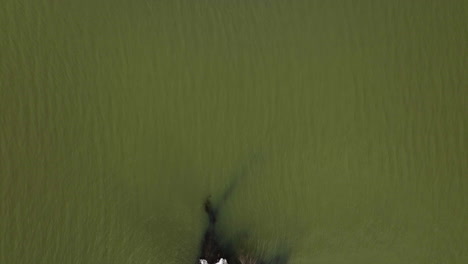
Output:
1,1,466,263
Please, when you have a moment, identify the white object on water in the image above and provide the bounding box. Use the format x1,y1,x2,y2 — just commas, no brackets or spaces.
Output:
199,258,227,264
216,259,228,264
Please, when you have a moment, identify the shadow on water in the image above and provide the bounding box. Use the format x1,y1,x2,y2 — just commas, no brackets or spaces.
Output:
197,153,291,264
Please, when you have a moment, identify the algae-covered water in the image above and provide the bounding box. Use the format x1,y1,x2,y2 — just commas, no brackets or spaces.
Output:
1,1,467,263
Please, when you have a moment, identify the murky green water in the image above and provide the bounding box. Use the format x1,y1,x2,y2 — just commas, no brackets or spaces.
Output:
1,1,466,263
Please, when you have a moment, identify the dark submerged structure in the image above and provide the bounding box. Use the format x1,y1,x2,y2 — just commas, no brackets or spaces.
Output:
197,153,290,264
197,195,290,264
197,196,235,263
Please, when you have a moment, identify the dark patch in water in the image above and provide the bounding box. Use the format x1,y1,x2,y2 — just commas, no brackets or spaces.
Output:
197,196,290,264
197,154,290,264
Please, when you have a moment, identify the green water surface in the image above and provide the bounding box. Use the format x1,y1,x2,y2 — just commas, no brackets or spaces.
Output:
1,1,466,263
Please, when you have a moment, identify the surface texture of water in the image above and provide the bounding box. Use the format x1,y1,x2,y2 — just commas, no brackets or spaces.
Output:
1,1,467,263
